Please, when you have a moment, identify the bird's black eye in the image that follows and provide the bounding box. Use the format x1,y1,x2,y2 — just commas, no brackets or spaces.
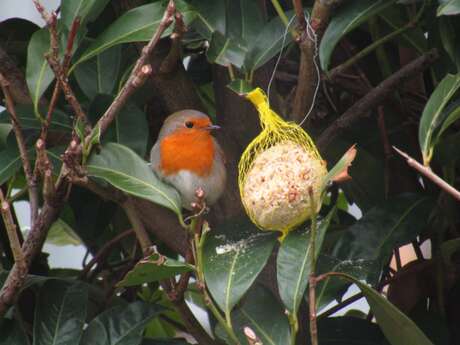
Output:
185,121,194,128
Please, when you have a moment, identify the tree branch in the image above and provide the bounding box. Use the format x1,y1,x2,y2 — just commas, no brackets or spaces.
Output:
393,146,460,202
317,49,439,149
122,197,153,255
92,0,176,138
0,72,39,225
0,190,26,275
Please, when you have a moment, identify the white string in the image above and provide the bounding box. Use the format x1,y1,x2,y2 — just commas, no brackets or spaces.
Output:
266,10,321,127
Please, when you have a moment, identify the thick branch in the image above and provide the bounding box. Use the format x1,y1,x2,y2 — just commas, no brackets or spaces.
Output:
0,47,32,104
0,190,26,273
291,0,339,123
317,49,439,149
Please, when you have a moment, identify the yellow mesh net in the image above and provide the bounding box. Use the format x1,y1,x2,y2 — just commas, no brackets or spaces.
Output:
238,88,326,240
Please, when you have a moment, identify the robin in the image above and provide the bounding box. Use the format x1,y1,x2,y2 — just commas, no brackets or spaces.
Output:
150,110,227,210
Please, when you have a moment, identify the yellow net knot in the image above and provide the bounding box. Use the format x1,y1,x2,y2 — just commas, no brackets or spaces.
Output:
238,88,327,240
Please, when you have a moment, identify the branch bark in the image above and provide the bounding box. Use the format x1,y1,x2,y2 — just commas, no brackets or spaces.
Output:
317,49,439,150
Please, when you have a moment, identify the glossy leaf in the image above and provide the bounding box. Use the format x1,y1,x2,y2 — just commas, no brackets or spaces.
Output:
227,79,253,95
277,208,335,313
190,0,225,40
75,45,122,99
314,316,386,345
0,143,21,185
437,0,460,16
75,1,196,66
33,280,88,345
0,105,73,132
379,7,428,54
87,143,182,217
202,218,277,316
88,94,149,156
26,28,53,116
206,30,247,68
332,273,434,345
320,0,396,71
46,219,82,246
216,285,291,345
80,301,163,345
226,1,264,45
439,17,460,71
117,253,193,287
61,0,111,29
245,14,292,72
418,73,460,165
333,194,432,284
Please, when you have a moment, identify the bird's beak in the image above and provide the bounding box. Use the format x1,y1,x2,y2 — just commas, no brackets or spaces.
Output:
205,124,221,131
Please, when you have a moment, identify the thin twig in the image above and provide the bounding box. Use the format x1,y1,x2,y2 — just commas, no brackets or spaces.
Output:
317,49,439,149
308,188,319,345
122,197,153,255
393,146,460,201
80,229,134,279
0,72,39,225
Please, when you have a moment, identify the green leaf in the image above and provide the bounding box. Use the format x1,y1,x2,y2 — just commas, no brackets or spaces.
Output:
437,0,460,16
80,301,163,345
47,219,82,246
88,95,148,156
379,7,428,54
226,1,264,45
61,0,111,29
245,14,292,72
332,273,434,345
0,143,21,185
74,1,196,66
117,253,193,287
439,17,460,71
321,145,357,192
320,0,396,71
0,319,29,345
333,194,432,284
33,280,88,345
418,73,460,165
190,0,225,40
206,30,247,68
314,316,386,345
26,28,53,116
0,105,73,132
74,45,122,98
216,285,291,345
87,143,182,218
227,79,253,95
277,208,335,313
202,218,277,316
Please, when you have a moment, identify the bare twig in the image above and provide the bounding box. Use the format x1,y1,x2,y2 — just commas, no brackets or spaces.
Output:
122,197,153,255
80,229,135,279
92,0,176,137
160,10,186,74
393,146,460,201
317,49,439,149
0,72,39,225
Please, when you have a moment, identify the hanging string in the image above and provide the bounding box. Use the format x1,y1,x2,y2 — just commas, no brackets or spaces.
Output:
266,10,321,127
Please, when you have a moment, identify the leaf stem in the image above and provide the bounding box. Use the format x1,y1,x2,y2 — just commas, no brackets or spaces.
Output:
270,0,290,27
308,189,319,345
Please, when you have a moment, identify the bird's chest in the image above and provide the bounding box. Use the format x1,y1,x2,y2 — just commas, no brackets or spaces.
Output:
160,131,215,177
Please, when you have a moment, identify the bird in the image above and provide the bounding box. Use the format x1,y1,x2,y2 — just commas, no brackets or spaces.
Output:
150,110,227,210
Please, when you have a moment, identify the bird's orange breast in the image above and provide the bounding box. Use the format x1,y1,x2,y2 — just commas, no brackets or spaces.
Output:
160,129,215,177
